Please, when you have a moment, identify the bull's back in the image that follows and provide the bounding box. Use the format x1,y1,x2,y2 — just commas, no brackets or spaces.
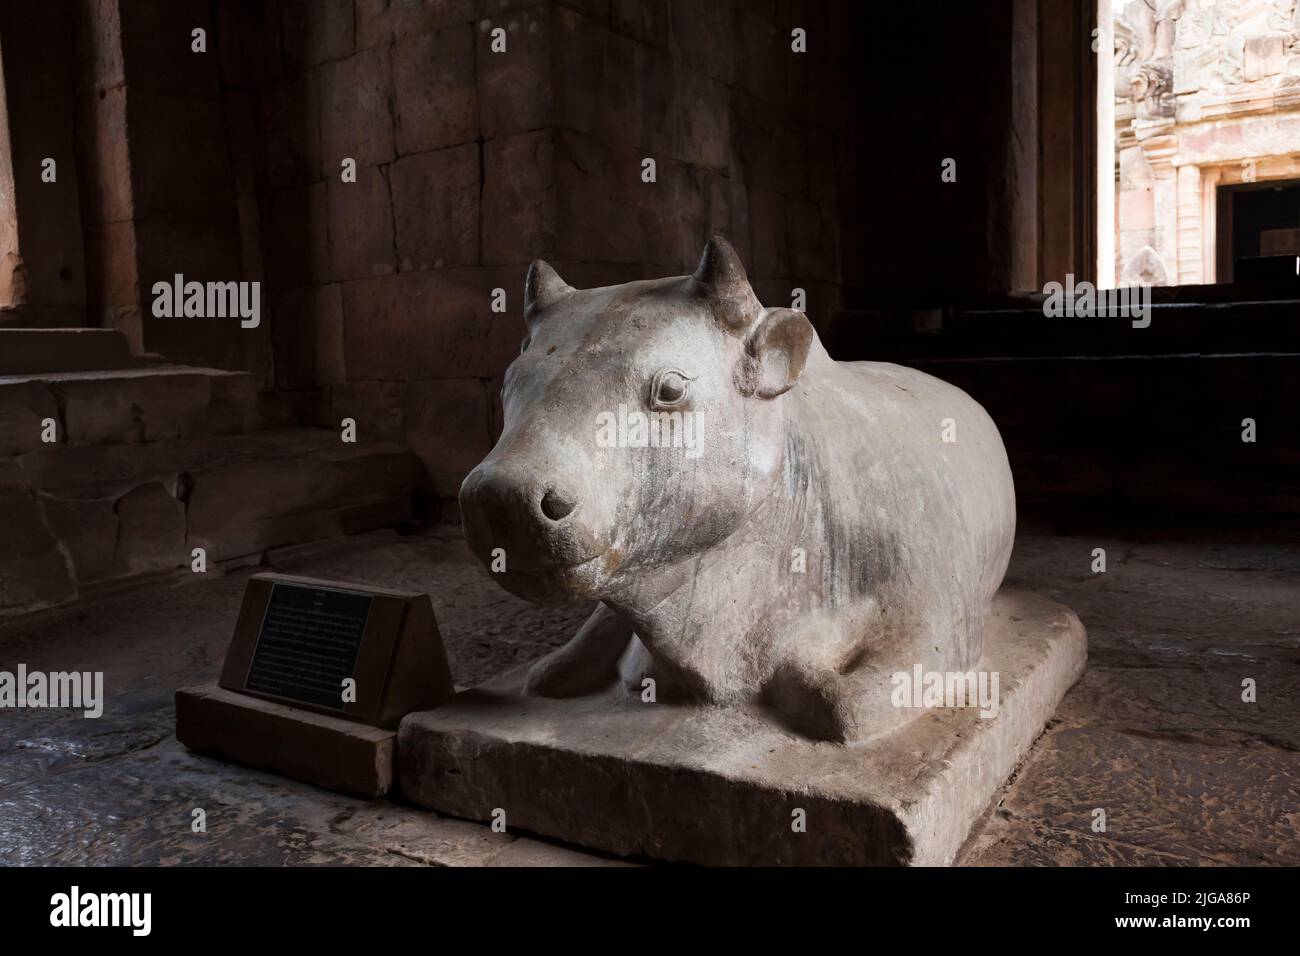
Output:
799,357,1016,605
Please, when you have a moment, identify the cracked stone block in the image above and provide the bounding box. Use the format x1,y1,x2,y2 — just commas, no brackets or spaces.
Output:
114,482,187,577
394,25,477,154
0,492,76,612
327,165,396,282
478,6,553,138
53,370,210,445
1244,34,1286,81
184,438,420,561
40,495,119,584
391,144,480,270
0,380,58,455
320,45,394,171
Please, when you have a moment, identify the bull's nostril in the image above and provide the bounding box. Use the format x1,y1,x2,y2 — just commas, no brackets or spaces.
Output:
540,489,576,521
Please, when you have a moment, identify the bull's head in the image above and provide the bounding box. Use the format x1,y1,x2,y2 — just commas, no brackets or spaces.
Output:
458,236,816,603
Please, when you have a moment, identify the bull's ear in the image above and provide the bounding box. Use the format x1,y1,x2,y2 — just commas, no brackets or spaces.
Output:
692,235,761,331
524,260,573,324
739,308,814,399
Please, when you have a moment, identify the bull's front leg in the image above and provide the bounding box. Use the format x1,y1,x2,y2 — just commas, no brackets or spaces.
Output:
523,602,635,697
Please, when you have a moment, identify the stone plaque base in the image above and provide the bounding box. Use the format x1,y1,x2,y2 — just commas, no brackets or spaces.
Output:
176,683,395,798
398,589,1087,865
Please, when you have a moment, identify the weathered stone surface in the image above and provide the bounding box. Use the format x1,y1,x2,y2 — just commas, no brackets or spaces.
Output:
40,495,118,584
0,329,138,376
56,370,211,445
327,165,396,281
394,26,478,154
75,86,133,224
0,380,58,455
331,380,407,440
610,0,671,46
667,0,736,85
320,46,395,172
73,0,125,93
0,492,76,611
0,426,422,616
478,6,553,138
548,129,655,264
341,267,520,380
16,368,258,445
184,433,420,561
81,222,141,317
391,145,480,270
400,589,1087,865
1243,34,1286,82
356,0,479,49
114,481,187,576
481,130,557,264
405,378,493,499
207,370,263,434
672,67,731,170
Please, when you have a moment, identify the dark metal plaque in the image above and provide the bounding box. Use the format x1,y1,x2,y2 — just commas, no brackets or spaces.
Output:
245,583,373,709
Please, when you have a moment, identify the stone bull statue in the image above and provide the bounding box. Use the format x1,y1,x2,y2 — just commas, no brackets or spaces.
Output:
459,236,1016,743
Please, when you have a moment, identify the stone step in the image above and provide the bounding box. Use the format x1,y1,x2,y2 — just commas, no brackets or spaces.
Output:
0,365,261,455
0,428,421,616
0,327,152,374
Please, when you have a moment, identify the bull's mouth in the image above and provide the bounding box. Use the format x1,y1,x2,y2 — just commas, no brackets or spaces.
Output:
486,548,616,603
496,546,605,572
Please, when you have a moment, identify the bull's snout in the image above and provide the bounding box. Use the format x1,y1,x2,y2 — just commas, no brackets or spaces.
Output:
459,461,593,572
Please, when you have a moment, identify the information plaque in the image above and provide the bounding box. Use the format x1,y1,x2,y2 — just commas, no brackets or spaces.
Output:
176,572,455,797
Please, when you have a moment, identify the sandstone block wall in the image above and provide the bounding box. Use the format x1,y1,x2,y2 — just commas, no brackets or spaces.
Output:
202,0,849,512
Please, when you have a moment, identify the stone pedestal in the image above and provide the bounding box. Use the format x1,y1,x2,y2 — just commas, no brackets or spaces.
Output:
176,683,396,798
398,589,1086,865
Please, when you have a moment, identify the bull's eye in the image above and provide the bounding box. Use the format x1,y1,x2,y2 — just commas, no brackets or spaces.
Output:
650,368,693,408
520,334,531,355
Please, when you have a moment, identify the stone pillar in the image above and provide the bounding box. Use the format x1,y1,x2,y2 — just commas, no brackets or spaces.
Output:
0,0,89,325
1200,165,1220,283
73,0,144,351
0,59,19,307
1145,136,1178,283
1175,163,1202,284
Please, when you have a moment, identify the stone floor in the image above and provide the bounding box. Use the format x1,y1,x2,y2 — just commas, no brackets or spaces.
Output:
1,520,1297,866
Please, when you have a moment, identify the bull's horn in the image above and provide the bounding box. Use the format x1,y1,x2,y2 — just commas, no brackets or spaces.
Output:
692,236,761,331
524,260,573,317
